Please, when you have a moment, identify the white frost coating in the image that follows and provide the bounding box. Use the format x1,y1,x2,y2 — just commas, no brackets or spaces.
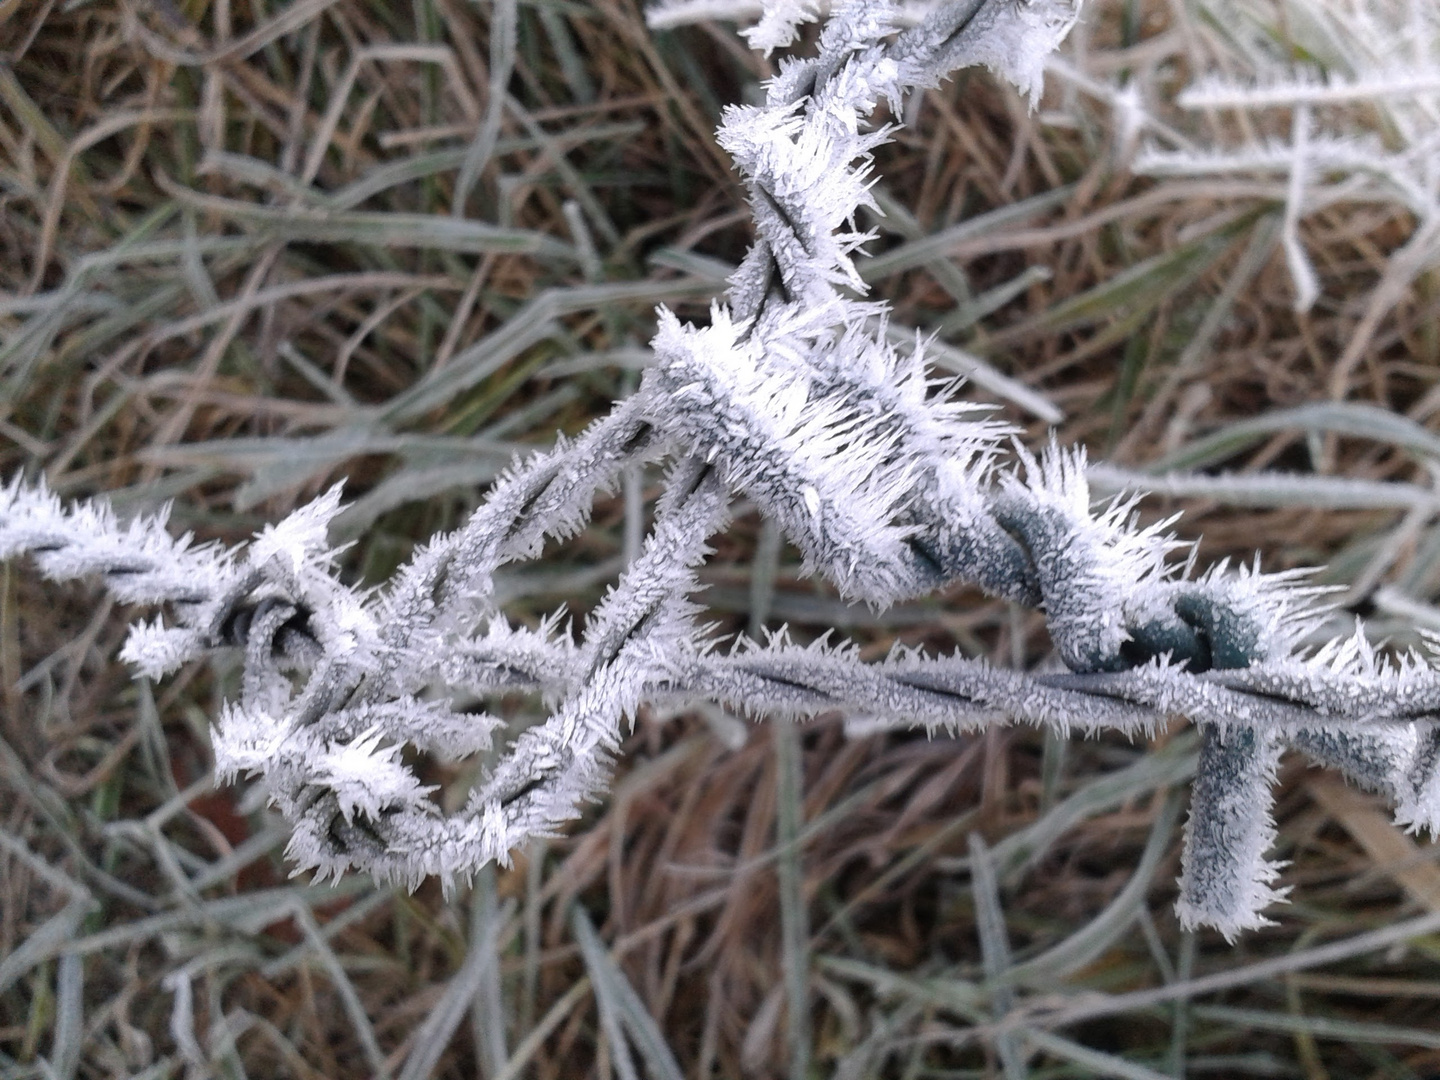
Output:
248,482,348,576
645,0,943,33
212,703,294,780
316,728,438,825
1131,0,1440,311
740,0,822,52
719,97,888,299
651,306,985,602
1178,67,1440,110
5,0,1440,937
999,444,1184,670
1175,726,1288,941
940,0,1082,108
0,478,230,604
119,620,205,681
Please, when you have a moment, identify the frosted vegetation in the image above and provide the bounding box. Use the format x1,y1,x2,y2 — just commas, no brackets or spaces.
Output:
1129,0,1440,373
3,0,1440,944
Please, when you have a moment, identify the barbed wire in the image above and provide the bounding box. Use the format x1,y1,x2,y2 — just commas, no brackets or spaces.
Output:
3,0,1438,940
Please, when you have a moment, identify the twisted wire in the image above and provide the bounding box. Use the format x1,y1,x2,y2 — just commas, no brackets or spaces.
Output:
3,0,1437,937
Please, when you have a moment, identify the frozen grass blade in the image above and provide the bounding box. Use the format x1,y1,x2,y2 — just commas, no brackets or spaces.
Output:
396,886,510,1080
294,903,392,1080
469,868,511,1080
984,734,1198,880
815,956,986,1022
1188,1004,1440,1050
867,183,978,307
571,906,685,1080
453,0,516,217
159,184,579,261
1003,790,1182,986
986,217,1253,346
0,896,92,998
934,265,1055,338
1089,465,1440,511
1022,1028,1173,1080
859,185,1077,281
970,834,1025,1080
1151,402,1440,472
1168,931,1197,1079
51,881,370,958
380,279,715,424
493,979,592,1080
1030,909,1440,1028
773,714,811,1080
48,954,83,1080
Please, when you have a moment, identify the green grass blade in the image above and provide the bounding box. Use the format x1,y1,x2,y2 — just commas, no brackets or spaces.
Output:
1022,1028,1174,1080
1150,402,1440,472
970,833,1026,1079
1004,790,1183,986
774,714,811,1080
396,886,511,1080
571,905,685,1080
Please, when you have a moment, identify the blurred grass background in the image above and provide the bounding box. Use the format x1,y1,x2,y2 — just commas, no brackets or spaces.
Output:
3,0,1440,1077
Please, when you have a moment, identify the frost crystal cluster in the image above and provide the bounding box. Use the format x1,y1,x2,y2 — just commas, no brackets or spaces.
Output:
1130,0,1440,323
4,0,1440,941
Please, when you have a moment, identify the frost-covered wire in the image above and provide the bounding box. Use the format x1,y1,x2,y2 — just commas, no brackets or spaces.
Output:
5,0,1440,941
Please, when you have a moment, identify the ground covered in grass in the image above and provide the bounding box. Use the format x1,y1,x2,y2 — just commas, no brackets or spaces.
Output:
3,0,1440,1077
